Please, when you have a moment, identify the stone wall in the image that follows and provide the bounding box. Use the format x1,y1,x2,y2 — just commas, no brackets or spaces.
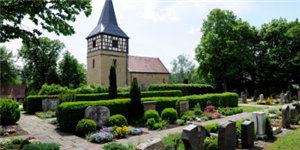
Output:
127,72,169,89
87,50,128,87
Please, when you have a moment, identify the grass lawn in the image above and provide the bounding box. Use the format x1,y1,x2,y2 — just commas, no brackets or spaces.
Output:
232,106,269,112
264,127,300,150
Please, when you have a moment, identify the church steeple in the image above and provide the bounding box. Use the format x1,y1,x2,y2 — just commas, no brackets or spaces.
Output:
87,0,129,39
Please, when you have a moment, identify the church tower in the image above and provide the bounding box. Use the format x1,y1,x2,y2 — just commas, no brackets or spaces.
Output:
86,0,129,87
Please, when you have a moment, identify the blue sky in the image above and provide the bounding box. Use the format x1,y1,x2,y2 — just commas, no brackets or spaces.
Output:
2,0,300,72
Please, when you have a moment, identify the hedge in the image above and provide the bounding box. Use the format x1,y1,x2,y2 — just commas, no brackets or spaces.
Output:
147,84,214,96
26,90,182,114
57,92,238,132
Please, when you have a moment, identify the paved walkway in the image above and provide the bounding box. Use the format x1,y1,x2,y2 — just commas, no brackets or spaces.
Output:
2,103,292,150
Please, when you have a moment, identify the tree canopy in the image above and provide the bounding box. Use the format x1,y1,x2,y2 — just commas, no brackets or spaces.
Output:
0,46,19,84
1,0,92,45
18,37,64,90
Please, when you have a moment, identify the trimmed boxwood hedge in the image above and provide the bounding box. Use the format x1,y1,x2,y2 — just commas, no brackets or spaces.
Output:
147,84,214,96
57,92,238,132
26,90,182,114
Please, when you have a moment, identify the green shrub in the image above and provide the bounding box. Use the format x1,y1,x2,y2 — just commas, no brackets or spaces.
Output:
146,118,156,129
144,109,160,122
103,142,128,150
50,119,58,124
129,78,144,121
265,115,273,138
205,123,219,133
153,122,163,130
183,77,188,84
109,125,118,132
3,144,19,150
203,136,218,150
268,108,279,114
161,108,178,123
279,107,282,111
23,98,27,112
75,119,96,136
0,98,21,125
147,84,214,96
181,115,188,122
109,65,117,99
194,109,203,115
38,83,68,95
109,114,128,127
204,125,211,136
11,137,24,144
176,120,186,125
21,143,60,150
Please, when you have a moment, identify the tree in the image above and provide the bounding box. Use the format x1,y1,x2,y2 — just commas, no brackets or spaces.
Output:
183,77,188,84
18,37,64,90
45,66,61,85
129,78,144,120
195,8,256,92
109,65,117,99
170,54,200,84
0,46,19,84
1,0,92,45
59,51,86,88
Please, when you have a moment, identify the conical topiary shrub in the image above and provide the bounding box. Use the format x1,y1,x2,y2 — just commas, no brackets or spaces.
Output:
109,65,117,99
129,78,144,121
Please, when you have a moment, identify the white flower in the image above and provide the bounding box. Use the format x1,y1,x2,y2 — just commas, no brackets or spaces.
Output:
29,139,40,144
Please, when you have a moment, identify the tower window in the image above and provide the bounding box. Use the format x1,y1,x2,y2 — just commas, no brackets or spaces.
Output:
112,40,118,48
93,59,95,68
93,40,96,48
113,59,117,67
163,78,165,83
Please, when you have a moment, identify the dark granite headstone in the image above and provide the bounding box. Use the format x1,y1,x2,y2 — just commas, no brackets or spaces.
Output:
282,105,290,128
242,95,247,103
291,105,299,123
253,90,257,102
245,89,249,98
84,106,110,127
182,125,206,150
218,121,236,150
284,94,289,103
180,101,189,115
298,90,300,100
242,121,254,148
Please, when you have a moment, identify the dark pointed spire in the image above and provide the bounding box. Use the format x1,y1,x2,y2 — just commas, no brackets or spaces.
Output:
86,0,129,39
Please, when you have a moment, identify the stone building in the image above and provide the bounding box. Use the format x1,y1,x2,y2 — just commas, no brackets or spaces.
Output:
86,0,169,89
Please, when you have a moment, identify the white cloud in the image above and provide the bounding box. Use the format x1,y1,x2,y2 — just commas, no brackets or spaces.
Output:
142,1,181,23
186,27,201,34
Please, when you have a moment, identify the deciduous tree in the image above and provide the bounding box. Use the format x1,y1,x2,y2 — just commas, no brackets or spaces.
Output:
0,46,19,84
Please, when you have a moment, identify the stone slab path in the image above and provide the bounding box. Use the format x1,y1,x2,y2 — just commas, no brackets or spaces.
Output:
1,103,294,150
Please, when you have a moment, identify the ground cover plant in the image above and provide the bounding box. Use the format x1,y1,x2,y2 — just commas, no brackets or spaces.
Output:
0,137,54,150
35,111,56,118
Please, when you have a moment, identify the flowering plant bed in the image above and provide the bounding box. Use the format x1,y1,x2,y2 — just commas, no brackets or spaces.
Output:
0,137,46,150
0,125,28,138
35,111,56,118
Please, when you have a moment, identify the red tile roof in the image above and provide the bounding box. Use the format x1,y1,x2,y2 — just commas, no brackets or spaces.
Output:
1,85,27,99
128,56,169,73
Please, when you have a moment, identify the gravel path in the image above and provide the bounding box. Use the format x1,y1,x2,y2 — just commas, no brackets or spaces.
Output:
1,103,293,150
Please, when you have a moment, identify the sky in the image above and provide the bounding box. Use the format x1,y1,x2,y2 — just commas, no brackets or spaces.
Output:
2,0,300,72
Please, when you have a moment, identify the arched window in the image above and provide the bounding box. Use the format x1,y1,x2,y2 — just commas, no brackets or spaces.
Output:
93,59,95,68
113,59,117,67
163,78,165,83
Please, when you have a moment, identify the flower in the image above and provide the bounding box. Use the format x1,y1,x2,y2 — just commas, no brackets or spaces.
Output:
101,127,112,132
87,131,115,143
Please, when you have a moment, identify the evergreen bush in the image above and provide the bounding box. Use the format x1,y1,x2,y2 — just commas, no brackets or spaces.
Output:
161,108,178,123
21,143,60,150
129,78,144,121
146,118,156,129
103,142,128,150
144,109,160,122
109,114,128,127
109,65,117,99
75,119,96,136
0,98,21,125
194,109,203,115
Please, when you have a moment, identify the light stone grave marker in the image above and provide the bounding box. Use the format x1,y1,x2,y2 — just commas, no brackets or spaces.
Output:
284,94,289,103
42,99,57,112
280,93,284,104
218,121,236,150
282,105,290,128
252,112,267,139
182,124,206,150
136,138,164,150
84,106,110,127
259,94,264,100
242,121,254,149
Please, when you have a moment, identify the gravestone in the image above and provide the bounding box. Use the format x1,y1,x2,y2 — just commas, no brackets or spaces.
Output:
180,101,189,115
182,125,206,150
280,93,284,104
142,101,158,112
242,95,247,103
84,106,110,127
245,89,249,98
253,90,257,102
291,105,298,124
284,94,289,103
259,94,264,100
298,89,300,100
282,105,290,128
252,112,267,139
242,121,254,149
136,138,164,150
42,99,57,112
218,121,236,150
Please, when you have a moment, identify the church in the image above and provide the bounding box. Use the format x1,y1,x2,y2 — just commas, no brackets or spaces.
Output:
86,0,169,89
